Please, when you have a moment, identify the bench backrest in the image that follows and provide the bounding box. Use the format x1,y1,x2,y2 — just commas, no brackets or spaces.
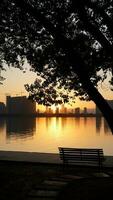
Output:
59,147,104,163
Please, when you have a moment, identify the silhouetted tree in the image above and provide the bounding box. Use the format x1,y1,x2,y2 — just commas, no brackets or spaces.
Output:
0,0,113,131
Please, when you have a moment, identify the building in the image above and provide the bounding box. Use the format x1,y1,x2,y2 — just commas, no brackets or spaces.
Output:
60,104,65,113
46,106,53,114
96,100,113,116
56,107,59,114
83,107,87,115
0,102,6,114
6,96,36,115
64,107,67,114
75,107,80,115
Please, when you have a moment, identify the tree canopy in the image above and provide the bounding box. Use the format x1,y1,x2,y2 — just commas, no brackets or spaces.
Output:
0,0,113,107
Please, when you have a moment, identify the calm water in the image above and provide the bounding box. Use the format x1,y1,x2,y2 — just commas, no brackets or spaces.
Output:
0,117,113,155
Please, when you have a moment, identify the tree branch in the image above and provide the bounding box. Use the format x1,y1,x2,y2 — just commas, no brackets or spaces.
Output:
83,0,113,37
72,0,113,57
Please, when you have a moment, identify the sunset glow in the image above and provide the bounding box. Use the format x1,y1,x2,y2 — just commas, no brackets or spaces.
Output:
0,64,113,111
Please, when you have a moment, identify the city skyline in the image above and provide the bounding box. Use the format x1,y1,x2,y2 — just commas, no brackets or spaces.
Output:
0,95,95,115
0,65,113,111
1,94,113,116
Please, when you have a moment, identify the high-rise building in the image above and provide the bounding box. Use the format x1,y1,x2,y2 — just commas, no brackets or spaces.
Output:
64,107,67,114
75,107,80,115
6,96,36,115
60,104,64,113
83,107,87,115
46,106,53,114
56,107,59,114
0,102,6,114
60,104,67,113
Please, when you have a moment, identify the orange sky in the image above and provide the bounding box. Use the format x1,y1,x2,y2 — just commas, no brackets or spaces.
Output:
0,64,113,111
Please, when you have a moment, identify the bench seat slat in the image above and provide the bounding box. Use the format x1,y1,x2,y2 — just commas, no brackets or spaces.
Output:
60,155,103,159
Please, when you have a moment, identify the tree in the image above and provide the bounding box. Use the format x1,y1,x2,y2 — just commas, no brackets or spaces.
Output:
0,0,113,131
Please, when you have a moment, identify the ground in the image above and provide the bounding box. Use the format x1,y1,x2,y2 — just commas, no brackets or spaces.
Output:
0,161,113,200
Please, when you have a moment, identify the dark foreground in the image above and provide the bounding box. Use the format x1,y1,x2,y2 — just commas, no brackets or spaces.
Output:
0,161,113,200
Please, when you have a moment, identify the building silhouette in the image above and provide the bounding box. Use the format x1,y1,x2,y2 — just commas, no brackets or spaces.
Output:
60,104,65,113
56,107,59,114
46,106,53,114
83,107,87,115
64,107,67,114
0,102,6,114
6,96,36,115
75,107,80,115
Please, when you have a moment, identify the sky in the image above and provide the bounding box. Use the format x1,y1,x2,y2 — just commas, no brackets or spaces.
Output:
0,63,113,112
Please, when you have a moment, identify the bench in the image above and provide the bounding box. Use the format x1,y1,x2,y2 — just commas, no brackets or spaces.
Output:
58,147,105,169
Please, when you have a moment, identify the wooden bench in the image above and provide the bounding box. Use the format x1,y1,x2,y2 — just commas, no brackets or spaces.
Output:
58,147,105,169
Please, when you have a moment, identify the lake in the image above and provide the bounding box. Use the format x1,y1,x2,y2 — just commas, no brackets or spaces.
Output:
0,117,113,155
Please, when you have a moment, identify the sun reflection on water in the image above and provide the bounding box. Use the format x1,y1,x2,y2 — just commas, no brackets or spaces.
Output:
0,117,113,155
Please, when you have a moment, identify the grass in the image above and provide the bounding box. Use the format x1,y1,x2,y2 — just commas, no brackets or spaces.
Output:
0,161,112,200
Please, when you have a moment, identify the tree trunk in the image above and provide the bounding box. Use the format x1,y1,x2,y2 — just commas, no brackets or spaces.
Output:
79,73,113,133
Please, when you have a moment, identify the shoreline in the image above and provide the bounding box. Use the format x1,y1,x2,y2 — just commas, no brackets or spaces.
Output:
0,114,101,118
0,150,113,168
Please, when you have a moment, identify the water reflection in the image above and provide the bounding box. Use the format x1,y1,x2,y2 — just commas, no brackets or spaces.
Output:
0,117,5,132
0,117,113,155
45,117,53,129
6,117,36,139
83,117,88,126
96,117,102,133
104,119,111,134
44,117,88,130
45,117,62,133
60,117,67,128
95,117,111,134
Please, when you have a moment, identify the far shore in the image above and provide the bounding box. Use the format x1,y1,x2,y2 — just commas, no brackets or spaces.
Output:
0,113,102,117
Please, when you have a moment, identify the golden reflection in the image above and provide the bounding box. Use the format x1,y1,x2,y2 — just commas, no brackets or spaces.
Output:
46,117,62,137
0,117,113,155
35,117,107,153
96,117,102,134
104,119,111,134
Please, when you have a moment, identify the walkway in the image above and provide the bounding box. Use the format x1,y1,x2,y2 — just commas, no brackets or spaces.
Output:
0,151,113,199
0,151,113,167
